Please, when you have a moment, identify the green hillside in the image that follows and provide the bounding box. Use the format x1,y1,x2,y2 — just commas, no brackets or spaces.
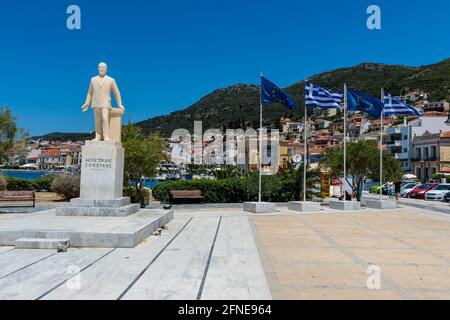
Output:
137,58,450,137
30,132,94,142
35,58,450,140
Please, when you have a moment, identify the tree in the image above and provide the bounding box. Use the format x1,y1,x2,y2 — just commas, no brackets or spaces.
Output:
370,152,404,184
213,165,251,180
320,141,402,201
0,107,18,163
280,159,322,201
187,164,209,176
122,123,166,208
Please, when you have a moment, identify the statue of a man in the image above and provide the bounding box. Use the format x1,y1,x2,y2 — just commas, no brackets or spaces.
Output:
82,62,125,141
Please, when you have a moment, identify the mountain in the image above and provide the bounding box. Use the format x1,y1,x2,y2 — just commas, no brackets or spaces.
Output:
35,58,450,140
136,84,300,137
30,132,94,142
137,58,450,137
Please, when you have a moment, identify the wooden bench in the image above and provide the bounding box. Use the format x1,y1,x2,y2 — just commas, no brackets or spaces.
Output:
169,190,204,204
0,191,36,208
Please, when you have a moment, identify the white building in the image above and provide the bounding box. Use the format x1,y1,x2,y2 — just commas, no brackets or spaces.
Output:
313,108,338,118
399,90,428,103
422,101,450,113
386,114,449,173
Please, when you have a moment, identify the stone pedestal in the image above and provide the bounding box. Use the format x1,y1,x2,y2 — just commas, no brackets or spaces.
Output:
329,200,361,211
80,140,124,200
288,201,321,212
365,199,397,210
243,202,277,213
56,140,133,217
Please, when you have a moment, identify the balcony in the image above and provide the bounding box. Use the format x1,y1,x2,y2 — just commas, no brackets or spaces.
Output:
390,147,402,154
412,157,437,162
386,140,401,146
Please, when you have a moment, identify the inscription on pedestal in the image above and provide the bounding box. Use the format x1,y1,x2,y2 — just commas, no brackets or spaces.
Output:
84,157,113,170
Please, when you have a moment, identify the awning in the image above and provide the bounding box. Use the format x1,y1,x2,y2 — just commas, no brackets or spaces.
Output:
331,179,342,186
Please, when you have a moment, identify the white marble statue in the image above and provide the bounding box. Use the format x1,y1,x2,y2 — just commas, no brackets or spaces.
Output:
82,62,125,141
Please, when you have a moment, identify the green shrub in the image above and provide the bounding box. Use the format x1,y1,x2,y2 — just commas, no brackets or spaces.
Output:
123,186,150,205
5,175,55,191
33,176,55,191
0,176,6,191
432,173,446,182
6,176,34,191
152,176,298,203
50,175,80,200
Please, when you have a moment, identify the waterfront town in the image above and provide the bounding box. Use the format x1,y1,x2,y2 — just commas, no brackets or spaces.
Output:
3,90,450,185
3,0,450,307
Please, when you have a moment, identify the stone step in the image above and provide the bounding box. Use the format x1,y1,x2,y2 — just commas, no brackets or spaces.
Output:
329,200,362,211
70,197,131,208
15,238,70,251
0,209,173,248
55,203,140,217
243,202,277,213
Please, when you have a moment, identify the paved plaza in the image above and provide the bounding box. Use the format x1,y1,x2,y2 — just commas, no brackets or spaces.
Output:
0,203,450,300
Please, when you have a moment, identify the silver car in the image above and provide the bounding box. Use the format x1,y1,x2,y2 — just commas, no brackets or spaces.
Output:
400,183,418,198
425,184,450,201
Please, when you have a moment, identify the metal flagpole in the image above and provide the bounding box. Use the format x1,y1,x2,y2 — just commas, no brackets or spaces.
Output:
380,88,384,201
259,72,263,203
343,84,347,202
304,89,307,202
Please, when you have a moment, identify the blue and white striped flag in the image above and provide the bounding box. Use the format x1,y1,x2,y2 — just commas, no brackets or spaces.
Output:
383,91,423,116
305,82,342,110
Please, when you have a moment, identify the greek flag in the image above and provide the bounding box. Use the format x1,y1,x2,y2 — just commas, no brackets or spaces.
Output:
305,82,342,110
383,91,423,116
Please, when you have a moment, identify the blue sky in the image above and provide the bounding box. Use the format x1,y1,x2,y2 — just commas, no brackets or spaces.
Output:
0,0,449,135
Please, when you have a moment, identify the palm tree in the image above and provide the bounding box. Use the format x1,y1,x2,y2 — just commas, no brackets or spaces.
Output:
281,159,322,201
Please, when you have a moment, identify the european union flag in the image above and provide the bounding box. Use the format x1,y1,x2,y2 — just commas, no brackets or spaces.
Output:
347,88,384,119
261,76,296,110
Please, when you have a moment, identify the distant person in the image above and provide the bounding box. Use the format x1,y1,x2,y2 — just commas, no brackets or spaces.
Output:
395,180,402,200
339,191,352,201
387,181,395,199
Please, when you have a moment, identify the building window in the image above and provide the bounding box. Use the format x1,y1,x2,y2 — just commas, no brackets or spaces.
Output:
431,146,437,160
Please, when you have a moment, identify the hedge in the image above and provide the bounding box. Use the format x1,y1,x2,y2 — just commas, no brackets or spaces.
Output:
152,177,298,203
5,175,55,191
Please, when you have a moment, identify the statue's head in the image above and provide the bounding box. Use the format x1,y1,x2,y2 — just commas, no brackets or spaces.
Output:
98,62,107,77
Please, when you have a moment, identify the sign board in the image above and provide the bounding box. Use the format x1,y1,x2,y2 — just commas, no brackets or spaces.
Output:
321,173,331,199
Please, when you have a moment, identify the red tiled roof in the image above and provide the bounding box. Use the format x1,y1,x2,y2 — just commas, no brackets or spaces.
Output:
41,149,61,156
423,111,447,117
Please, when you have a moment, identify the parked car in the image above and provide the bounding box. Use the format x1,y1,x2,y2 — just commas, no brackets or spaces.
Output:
443,192,450,203
425,184,450,201
408,183,440,199
400,183,418,198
